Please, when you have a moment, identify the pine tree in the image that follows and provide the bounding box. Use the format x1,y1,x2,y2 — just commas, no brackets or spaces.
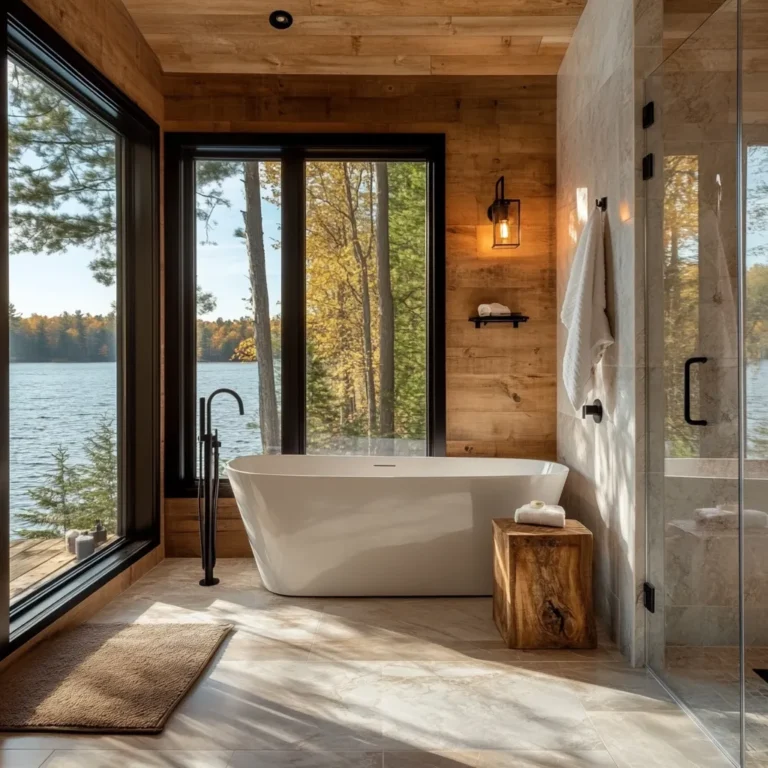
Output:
306,343,339,447
8,60,117,281
15,417,119,539
14,447,84,538
78,415,118,534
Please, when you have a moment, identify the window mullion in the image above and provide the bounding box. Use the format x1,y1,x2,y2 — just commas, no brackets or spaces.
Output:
281,151,307,455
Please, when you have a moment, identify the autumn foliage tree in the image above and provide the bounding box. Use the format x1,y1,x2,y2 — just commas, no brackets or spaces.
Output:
304,161,427,451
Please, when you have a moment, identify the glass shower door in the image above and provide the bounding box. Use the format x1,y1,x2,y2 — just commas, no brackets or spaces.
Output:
644,0,744,762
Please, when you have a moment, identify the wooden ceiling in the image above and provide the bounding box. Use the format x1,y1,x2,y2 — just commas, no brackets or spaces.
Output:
118,0,588,76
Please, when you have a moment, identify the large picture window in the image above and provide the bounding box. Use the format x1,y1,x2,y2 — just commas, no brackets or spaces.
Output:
3,2,160,654
165,135,445,494
8,58,121,604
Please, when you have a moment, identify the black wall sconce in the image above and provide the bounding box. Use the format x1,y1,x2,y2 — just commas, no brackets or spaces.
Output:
487,176,520,249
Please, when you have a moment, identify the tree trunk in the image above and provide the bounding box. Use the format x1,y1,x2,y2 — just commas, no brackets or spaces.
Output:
669,227,680,317
375,162,395,446
342,163,377,436
243,162,280,454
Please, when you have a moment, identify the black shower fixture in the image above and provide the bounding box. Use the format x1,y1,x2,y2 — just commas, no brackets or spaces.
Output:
269,10,294,29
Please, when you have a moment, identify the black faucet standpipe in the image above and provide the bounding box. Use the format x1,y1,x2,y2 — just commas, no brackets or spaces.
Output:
198,388,245,587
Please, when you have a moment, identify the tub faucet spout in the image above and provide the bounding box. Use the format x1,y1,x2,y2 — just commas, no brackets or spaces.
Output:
205,388,245,437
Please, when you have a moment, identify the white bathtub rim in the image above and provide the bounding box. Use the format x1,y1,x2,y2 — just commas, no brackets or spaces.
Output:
227,454,568,480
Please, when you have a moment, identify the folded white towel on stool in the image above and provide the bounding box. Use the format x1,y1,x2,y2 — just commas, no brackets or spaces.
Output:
697,505,768,529
695,507,737,529
514,504,566,528
478,302,512,317
696,504,768,530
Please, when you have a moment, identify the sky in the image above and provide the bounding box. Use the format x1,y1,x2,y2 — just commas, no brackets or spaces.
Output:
10,168,283,319
196,171,282,320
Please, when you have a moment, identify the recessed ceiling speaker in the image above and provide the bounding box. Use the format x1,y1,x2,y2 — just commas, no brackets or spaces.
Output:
269,10,293,29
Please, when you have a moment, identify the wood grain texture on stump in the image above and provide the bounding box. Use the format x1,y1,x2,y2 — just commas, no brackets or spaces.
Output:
492,519,596,650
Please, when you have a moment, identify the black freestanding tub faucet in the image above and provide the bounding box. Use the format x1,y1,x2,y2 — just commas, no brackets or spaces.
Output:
198,388,245,587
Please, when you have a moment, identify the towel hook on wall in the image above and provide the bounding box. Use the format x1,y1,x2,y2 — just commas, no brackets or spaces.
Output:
596,197,608,212
582,399,603,423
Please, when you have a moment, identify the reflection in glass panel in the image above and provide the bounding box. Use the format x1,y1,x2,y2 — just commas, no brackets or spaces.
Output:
8,59,119,603
305,161,427,456
195,161,282,463
747,145,768,458
745,143,768,767
663,155,700,458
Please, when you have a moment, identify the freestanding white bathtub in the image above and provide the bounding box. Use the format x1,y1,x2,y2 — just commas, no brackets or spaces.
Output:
227,455,568,597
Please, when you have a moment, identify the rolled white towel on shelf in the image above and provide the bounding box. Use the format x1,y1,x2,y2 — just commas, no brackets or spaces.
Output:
477,302,512,317
514,504,566,528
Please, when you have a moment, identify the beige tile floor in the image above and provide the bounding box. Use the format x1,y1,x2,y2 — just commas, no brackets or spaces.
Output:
663,646,768,766
0,559,735,768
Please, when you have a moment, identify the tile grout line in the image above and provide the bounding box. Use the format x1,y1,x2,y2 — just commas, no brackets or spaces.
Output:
582,709,621,768
36,749,55,768
646,665,741,768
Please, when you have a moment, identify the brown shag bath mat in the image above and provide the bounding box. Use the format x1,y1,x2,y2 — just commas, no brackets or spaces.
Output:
0,622,232,733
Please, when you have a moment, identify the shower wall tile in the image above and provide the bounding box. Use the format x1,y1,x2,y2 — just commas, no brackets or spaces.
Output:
557,0,663,666
666,605,740,647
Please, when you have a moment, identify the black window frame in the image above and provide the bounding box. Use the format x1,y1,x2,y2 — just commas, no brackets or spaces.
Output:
2,1,160,656
165,132,446,497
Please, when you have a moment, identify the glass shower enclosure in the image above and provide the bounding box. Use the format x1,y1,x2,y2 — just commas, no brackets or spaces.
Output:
644,0,768,765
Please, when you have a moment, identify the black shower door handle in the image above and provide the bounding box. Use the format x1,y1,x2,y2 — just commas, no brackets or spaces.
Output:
684,356,708,426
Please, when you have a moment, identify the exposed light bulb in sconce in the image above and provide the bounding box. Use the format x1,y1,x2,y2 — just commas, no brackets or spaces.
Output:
487,176,520,249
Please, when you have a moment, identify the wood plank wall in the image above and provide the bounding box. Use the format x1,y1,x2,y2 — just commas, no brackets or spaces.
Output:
21,0,165,123
163,74,557,556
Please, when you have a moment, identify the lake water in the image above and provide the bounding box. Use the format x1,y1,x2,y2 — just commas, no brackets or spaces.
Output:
10,362,265,533
9,359,768,533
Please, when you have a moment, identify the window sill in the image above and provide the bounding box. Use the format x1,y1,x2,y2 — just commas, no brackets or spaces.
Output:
6,538,157,657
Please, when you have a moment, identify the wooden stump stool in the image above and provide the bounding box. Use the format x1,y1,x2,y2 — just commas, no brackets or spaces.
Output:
492,519,596,650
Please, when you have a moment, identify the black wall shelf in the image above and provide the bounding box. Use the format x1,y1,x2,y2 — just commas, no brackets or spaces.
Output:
469,314,529,329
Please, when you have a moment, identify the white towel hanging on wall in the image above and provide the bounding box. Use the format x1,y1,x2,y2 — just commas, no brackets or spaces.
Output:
561,206,614,411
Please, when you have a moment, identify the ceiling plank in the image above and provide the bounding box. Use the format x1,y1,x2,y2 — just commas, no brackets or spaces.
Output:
130,13,582,37
431,54,563,76
124,0,586,13
354,36,544,56
308,0,587,16
161,53,433,75
125,0,314,12
151,35,550,58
